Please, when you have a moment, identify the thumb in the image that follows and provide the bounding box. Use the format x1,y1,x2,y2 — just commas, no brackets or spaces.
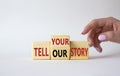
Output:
98,31,116,42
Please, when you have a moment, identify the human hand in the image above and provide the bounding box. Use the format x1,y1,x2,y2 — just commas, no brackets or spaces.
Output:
81,17,120,53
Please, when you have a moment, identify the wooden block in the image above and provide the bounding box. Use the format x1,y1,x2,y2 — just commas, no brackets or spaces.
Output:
50,47,70,60
51,35,70,47
32,41,50,60
70,41,89,60
50,35,70,60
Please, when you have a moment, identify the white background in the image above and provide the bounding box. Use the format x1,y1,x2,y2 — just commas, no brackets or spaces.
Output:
0,0,120,76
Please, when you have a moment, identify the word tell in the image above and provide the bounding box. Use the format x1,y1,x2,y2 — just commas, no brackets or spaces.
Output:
32,41,50,60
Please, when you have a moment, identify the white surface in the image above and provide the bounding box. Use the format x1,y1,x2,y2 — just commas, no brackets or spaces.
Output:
0,0,120,76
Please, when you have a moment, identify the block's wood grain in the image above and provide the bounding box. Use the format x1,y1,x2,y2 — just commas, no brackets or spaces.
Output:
32,41,50,60
70,41,89,60
50,35,70,60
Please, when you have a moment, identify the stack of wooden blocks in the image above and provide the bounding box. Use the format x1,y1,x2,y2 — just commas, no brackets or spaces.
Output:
32,35,88,60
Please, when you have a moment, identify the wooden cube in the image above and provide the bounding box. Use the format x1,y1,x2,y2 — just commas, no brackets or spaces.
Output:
50,35,70,60
32,41,50,60
70,41,89,60
50,47,70,60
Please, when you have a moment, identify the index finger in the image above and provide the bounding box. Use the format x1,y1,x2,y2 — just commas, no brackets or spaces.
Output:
81,18,106,34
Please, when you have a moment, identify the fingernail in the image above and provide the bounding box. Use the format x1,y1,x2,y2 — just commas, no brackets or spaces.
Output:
88,38,93,45
81,31,84,35
96,48,102,53
81,32,83,34
88,41,93,47
98,34,106,41
88,43,92,47
81,29,86,35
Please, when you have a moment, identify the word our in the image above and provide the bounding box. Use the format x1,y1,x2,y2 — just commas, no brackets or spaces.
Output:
32,35,89,60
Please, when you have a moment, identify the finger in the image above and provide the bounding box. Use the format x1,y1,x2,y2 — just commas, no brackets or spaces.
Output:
94,37,102,53
94,39,102,53
87,30,95,47
93,32,102,53
82,18,109,35
94,44,102,53
82,20,97,34
87,27,103,47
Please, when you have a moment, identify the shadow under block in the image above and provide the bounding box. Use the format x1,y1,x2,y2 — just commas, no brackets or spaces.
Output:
70,41,89,60
50,35,70,60
32,41,50,60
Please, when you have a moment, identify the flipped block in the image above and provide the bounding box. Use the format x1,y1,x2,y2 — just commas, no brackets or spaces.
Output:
70,41,89,60
50,35,70,60
32,41,50,60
